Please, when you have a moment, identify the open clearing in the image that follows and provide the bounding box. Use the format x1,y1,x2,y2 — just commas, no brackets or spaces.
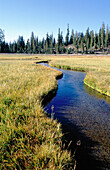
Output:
0,54,110,169
0,58,74,169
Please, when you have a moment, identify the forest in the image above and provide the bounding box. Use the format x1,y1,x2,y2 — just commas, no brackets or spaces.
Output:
0,23,110,54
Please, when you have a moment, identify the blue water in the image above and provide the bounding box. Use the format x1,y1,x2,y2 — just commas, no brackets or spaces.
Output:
40,63,110,170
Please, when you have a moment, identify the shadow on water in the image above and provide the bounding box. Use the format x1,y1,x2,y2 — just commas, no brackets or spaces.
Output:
61,121,105,170
40,63,110,170
84,84,110,105
46,108,105,170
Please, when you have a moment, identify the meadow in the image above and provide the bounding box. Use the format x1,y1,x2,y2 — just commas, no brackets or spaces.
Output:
0,59,74,169
0,54,110,169
38,55,110,97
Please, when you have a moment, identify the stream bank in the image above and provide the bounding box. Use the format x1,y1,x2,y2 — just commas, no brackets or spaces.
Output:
41,63,110,170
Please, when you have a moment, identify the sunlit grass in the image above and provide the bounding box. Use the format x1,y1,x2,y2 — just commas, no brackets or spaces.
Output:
38,55,110,96
1,54,110,168
0,60,74,169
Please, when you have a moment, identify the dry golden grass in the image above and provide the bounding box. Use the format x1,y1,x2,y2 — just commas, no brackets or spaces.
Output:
1,54,110,169
0,59,74,169
37,55,110,96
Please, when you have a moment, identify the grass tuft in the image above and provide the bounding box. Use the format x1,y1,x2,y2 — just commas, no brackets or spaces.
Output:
0,60,74,169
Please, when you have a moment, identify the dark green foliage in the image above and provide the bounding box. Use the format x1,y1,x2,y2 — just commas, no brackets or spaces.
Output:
0,23,110,54
65,24,69,46
101,23,105,50
94,33,98,50
98,28,101,49
105,25,109,48
17,36,25,53
81,40,84,54
0,28,5,52
90,30,94,49
70,29,74,44
30,32,35,53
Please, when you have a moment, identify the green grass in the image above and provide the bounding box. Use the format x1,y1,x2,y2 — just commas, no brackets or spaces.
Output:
0,60,74,169
1,54,110,169
38,55,110,97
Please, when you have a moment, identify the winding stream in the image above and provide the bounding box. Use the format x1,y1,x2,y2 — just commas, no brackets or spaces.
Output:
41,63,110,170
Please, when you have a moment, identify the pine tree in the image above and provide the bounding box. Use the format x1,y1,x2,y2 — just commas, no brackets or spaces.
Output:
98,28,101,49
78,33,82,48
9,43,13,53
50,34,53,54
17,36,20,53
0,29,4,42
81,39,84,54
87,38,90,52
53,38,56,48
70,29,74,44
58,28,61,47
94,33,98,50
109,30,110,46
55,43,58,54
45,33,50,53
105,25,109,48
57,28,63,53
12,41,17,53
41,38,45,53
65,24,69,46
101,23,105,50
85,28,90,53
0,28,5,52
44,40,46,53
35,37,39,53
26,39,30,53
90,30,94,49
75,32,78,53
30,32,35,53
5,43,9,53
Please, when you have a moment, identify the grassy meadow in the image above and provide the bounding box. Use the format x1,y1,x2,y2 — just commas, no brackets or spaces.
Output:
0,54,110,169
0,59,75,169
38,55,110,97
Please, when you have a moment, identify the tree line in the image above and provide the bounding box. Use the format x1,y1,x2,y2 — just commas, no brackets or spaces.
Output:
0,23,110,54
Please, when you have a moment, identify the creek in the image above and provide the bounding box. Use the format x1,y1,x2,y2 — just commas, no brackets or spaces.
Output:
40,63,110,170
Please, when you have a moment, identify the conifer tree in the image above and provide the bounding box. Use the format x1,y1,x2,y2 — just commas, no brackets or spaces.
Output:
57,28,63,53
81,39,84,54
41,38,45,53
90,30,94,49
65,24,69,46
12,41,17,53
101,23,105,50
50,34,53,54
58,28,61,47
44,40,46,53
78,33,82,48
53,38,56,48
30,32,35,53
105,25,109,48
109,30,110,46
94,33,98,50
98,28,101,49
87,38,90,52
17,36,25,53
55,43,58,54
45,33,50,53
34,37,39,53
0,28,5,52
75,32,78,53
85,28,90,53
26,39,30,53
70,29,74,44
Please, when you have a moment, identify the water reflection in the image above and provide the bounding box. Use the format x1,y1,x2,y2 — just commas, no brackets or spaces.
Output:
84,84,110,104
40,63,110,170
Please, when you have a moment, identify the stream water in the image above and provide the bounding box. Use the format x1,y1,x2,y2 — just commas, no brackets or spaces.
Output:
41,63,110,170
